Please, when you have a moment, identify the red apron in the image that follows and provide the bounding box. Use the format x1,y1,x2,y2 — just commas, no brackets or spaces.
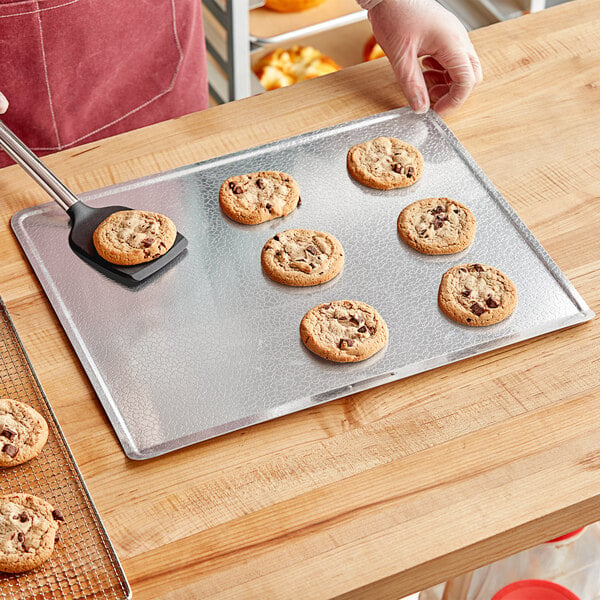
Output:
0,0,208,167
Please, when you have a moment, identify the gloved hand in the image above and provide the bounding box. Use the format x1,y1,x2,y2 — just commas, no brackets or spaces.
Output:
358,0,483,115
0,92,8,114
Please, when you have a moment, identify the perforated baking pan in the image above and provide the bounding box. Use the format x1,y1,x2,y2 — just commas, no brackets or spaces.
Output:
0,299,130,599
11,108,594,459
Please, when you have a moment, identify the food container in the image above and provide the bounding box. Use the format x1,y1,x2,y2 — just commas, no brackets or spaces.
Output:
419,523,600,600
492,580,580,600
546,528,587,546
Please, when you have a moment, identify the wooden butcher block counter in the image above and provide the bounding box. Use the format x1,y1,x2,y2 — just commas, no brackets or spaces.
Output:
0,0,598,597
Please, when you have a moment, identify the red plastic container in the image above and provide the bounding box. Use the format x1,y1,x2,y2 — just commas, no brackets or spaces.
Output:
492,579,581,600
546,528,586,544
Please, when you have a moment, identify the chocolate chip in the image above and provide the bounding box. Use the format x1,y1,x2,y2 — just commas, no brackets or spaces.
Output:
392,163,404,174
339,338,354,349
17,532,24,542
232,185,243,194
297,197,302,206
273,235,279,241
486,297,499,308
228,181,236,189
141,237,155,248
2,443,18,458
453,209,460,214
472,264,484,273
18,512,28,522
406,166,414,178
309,263,316,268
306,245,318,255
52,509,64,522
265,203,272,210
1,428,16,441
350,313,365,326
431,205,445,215
55,533,60,543
461,289,471,297
470,302,485,316
433,216,446,230
22,544,30,553
256,178,266,189
357,326,367,333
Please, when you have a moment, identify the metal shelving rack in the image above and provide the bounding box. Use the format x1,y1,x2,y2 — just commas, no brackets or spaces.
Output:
203,0,367,103
204,0,255,103
203,0,545,105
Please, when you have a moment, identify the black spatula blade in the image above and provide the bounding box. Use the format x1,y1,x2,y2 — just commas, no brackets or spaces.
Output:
67,202,188,286
0,119,187,286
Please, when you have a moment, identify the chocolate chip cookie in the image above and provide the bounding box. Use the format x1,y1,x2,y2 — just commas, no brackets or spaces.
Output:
398,198,476,255
261,229,344,286
219,171,300,225
93,210,177,266
0,493,64,573
347,136,423,190
0,399,48,467
300,300,388,362
438,263,518,326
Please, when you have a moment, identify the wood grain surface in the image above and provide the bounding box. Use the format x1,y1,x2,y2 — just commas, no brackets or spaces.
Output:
0,1,599,598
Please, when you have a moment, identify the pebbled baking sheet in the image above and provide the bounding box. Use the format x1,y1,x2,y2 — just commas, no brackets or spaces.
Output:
11,109,594,460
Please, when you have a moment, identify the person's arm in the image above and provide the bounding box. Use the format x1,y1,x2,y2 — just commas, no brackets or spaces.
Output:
357,0,483,115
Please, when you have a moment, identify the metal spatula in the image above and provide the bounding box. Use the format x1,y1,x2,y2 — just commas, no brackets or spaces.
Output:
0,120,187,286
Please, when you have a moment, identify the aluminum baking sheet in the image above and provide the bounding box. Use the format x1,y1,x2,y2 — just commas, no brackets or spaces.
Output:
11,108,594,459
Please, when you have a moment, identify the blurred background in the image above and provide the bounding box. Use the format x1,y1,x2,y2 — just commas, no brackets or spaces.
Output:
202,0,568,104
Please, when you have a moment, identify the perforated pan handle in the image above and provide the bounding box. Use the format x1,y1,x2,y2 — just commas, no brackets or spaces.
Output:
0,119,78,211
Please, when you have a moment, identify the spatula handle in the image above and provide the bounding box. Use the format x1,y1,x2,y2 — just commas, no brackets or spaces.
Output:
0,119,78,211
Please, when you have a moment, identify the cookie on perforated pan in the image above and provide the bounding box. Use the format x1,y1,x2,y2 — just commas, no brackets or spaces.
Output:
0,398,48,467
219,171,300,225
438,263,518,326
347,136,423,190
398,197,476,255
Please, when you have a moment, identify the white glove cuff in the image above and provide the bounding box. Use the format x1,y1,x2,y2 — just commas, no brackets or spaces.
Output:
356,0,384,9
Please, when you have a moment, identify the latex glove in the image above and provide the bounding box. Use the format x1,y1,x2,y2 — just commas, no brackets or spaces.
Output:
358,0,482,115
0,92,8,114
